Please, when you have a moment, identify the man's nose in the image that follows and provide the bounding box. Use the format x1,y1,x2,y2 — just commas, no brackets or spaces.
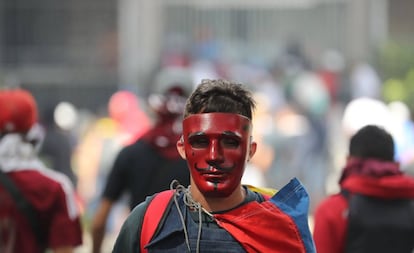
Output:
208,139,224,162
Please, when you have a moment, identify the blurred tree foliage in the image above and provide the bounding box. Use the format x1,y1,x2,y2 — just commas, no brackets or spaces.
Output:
377,41,414,115
377,41,414,79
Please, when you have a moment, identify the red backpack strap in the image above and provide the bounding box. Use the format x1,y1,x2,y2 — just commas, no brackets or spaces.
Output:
140,190,175,253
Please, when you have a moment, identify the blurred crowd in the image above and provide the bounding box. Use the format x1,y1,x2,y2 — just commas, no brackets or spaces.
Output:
3,36,414,252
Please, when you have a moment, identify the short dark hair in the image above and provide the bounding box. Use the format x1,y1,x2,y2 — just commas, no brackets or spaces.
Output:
183,79,256,119
349,125,395,161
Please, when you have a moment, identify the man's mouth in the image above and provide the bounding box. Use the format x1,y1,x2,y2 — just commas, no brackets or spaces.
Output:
195,163,235,173
202,173,228,186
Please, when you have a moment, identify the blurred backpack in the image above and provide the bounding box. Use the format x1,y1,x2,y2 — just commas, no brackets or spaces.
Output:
342,190,414,253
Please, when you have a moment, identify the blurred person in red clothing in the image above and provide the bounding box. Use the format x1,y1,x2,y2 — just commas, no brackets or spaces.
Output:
0,88,83,253
313,125,414,253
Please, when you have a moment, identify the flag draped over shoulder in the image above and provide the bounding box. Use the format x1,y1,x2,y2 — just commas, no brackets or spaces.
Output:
214,178,316,253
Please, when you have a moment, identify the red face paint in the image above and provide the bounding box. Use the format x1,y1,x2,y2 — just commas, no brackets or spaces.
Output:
182,113,252,197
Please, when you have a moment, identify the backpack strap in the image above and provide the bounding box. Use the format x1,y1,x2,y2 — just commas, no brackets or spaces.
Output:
0,170,44,245
139,186,272,252
140,189,175,253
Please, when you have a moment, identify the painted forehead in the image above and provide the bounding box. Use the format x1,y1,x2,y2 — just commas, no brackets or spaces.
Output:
182,113,251,137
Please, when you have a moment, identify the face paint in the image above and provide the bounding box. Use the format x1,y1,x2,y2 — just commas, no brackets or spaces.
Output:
182,113,252,197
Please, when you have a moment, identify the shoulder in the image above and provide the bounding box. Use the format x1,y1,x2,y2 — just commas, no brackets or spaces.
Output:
126,199,150,230
6,170,83,246
244,187,268,203
12,169,80,219
314,193,347,220
117,139,154,160
112,140,146,167
10,169,74,195
117,140,141,155
318,193,347,207
113,195,155,253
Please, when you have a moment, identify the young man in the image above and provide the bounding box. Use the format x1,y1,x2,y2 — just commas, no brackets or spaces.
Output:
0,88,83,253
313,125,414,253
112,79,315,253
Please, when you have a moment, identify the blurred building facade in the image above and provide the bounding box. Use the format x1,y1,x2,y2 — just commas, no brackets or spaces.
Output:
0,0,412,112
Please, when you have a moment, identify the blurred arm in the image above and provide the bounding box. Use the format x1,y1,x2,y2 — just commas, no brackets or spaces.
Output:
91,198,114,253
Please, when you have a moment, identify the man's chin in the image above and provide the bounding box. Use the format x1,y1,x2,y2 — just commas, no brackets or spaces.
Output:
201,185,232,198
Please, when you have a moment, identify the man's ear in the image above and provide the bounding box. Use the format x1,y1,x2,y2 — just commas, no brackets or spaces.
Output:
248,140,257,161
176,137,186,159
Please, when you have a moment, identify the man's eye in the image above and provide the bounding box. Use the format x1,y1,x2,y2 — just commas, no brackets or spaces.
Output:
189,138,209,148
222,138,240,148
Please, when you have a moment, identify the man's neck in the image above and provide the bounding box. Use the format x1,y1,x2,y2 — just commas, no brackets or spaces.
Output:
189,185,246,213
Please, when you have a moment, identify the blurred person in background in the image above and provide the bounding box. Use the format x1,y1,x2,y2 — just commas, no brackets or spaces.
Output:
0,88,83,253
325,96,394,195
39,102,78,187
107,90,152,146
350,61,382,100
313,125,414,253
317,49,345,106
91,67,192,253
